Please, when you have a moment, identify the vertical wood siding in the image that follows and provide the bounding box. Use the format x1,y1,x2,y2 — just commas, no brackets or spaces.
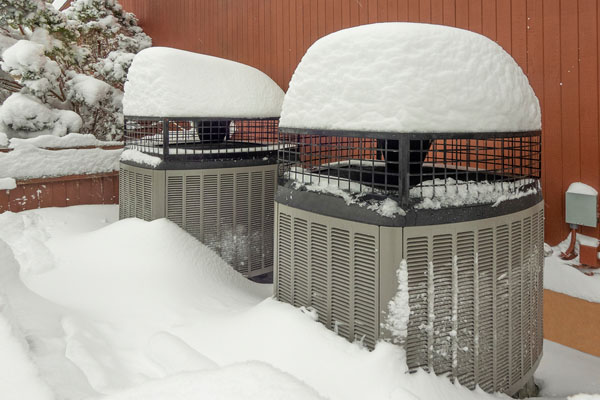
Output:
121,0,600,245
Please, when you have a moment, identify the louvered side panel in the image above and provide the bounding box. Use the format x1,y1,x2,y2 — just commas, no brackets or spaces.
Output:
277,212,293,303
432,234,453,375
495,225,510,392
119,168,127,219
521,216,532,373
166,175,183,227
134,172,143,219
536,209,545,361
249,172,264,272
406,236,429,371
331,227,352,340
310,223,330,328
477,228,494,392
293,217,310,307
142,174,152,221
456,231,475,389
184,176,202,239
202,175,219,250
127,168,136,217
353,232,377,349
263,169,276,271
509,220,523,386
235,173,250,273
219,174,235,266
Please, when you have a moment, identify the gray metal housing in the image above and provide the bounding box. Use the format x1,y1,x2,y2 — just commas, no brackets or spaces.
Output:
274,195,544,395
120,161,277,277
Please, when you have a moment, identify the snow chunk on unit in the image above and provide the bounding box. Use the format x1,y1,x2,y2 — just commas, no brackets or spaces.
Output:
280,23,541,133
124,47,285,118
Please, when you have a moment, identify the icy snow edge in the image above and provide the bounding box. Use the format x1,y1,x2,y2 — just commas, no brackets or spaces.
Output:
280,23,541,133
121,149,162,168
124,47,285,118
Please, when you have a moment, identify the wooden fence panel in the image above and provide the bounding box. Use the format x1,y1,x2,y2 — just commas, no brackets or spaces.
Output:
120,0,600,244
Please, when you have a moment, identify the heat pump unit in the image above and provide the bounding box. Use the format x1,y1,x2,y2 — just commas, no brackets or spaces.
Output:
274,23,544,396
120,47,285,278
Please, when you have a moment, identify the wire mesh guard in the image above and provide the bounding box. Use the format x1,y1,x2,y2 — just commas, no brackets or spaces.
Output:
124,118,280,161
278,131,541,208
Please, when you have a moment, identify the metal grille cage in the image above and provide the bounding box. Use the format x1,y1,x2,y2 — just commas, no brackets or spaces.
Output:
278,130,541,208
125,117,279,161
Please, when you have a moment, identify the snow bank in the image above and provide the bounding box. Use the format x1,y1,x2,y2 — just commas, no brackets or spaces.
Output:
0,206,505,400
121,148,162,167
544,235,600,303
0,242,56,400
0,131,8,147
280,23,541,133
8,133,121,149
0,144,121,180
567,182,598,196
0,177,16,190
124,47,285,118
0,93,82,138
101,361,327,400
535,340,600,397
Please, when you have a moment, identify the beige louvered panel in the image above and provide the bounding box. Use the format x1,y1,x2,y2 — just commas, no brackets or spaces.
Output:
456,231,475,389
310,222,330,328
353,232,378,349
166,175,183,227
264,170,276,271
331,227,352,340
495,224,510,392
431,234,454,375
202,175,219,249
292,217,310,307
184,175,202,239
406,236,429,371
530,211,543,362
277,212,293,303
249,172,264,272
235,173,250,272
134,173,143,219
536,210,545,360
477,228,494,392
509,220,523,385
142,174,152,221
521,216,532,373
119,168,127,219
218,174,235,266
127,168,136,217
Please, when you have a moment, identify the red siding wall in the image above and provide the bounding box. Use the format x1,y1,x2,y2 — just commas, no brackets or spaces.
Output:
121,0,600,245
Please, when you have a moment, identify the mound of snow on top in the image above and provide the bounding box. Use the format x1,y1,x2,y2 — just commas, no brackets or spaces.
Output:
124,47,285,118
280,23,541,133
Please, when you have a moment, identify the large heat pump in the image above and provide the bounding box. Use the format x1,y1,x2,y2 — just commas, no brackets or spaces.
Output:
120,47,285,278
274,23,544,396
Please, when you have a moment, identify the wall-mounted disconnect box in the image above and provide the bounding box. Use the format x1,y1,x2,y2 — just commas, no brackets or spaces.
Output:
566,182,598,228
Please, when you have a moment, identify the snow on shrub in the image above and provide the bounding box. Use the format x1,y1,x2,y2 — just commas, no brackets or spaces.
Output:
0,93,82,137
0,0,151,140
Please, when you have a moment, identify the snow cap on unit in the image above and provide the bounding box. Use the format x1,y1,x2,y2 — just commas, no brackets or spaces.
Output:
123,47,285,118
280,23,541,133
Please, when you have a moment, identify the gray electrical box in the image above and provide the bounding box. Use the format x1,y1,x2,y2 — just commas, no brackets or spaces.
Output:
566,184,598,227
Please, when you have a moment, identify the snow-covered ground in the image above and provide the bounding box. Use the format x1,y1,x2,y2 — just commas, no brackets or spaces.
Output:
0,205,598,400
544,235,600,303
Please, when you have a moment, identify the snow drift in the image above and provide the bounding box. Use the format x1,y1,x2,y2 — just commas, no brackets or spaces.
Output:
0,206,505,400
280,22,541,133
124,47,285,118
